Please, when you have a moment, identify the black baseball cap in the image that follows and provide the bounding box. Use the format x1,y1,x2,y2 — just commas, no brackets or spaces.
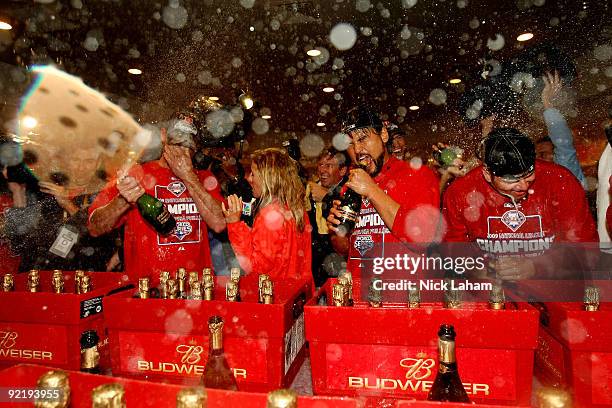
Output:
483,127,535,181
341,105,383,134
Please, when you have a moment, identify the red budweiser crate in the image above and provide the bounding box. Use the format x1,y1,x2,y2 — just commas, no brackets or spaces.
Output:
0,271,127,372
530,282,612,407
104,275,312,392
0,364,358,407
305,279,539,406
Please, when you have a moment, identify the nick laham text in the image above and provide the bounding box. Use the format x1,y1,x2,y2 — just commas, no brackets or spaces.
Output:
372,279,492,292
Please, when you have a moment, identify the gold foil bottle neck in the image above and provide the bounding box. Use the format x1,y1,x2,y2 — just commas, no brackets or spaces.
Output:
208,316,224,351
266,389,298,408
75,270,85,294
438,338,456,364
177,267,187,279
230,267,241,283
262,279,274,304
167,279,178,299
52,271,64,294
35,370,70,408
138,278,150,299
176,387,208,408
537,388,573,408
332,283,346,307
259,274,270,303
80,275,92,294
191,281,203,300
368,279,383,307
584,286,600,312
28,270,40,292
202,267,213,277
189,271,200,286
488,282,505,310
226,281,238,301
408,287,420,308
3,274,14,292
91,383,126,408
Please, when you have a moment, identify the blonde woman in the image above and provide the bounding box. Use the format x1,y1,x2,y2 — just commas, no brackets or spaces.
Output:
222,148,313,288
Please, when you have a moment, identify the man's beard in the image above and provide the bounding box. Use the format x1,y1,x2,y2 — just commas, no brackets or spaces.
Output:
357,153,385,177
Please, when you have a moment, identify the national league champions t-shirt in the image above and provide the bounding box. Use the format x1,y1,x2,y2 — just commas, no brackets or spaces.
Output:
89,161,223,284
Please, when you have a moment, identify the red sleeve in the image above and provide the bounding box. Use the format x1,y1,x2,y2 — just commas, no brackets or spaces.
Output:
227,205,288,276
441,182,470,242
607,205,612,237
391,166,441,244
197,170,224,203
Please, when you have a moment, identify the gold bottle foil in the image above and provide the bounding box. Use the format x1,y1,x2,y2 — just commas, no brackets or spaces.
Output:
259,274,270,303
160,271,170,298
81,345,100,370
262,279,274,304
226,281,238,302
584,286,600,312
202,267,213,277
368,279,383,307
189,271,199,288
138,278,150,299
537,387,573,408
28,270,40,293
230,267,241,283
266,389,298,408
438,338,456,365
332,283,346,307
408,287,420,308
202,275,214,300
176,387,207,408
34,370,70,408
52,271,64,294
191,281,203,300
340,271,353,303
2,274,14,292
488,282,505,310
91,383,126,408
208,316,224,351
177,268,187,296
74,270,85,294
80,275,92,294
167,279,178,299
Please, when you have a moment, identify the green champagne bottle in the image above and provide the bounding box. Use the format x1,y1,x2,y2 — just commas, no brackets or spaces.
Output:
137,193,176,235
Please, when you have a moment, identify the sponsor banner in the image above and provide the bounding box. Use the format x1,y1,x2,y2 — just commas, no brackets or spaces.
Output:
0,324,68,364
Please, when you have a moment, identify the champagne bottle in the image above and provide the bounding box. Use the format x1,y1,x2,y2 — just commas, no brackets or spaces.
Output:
258,274,270,303
339,271,354,306
262,279,274,304
336,180,362,238
488,281,505,310
2,274,14,292
75,270,85,294
91,383,125,408
203,275,214,300
176,387,207,408
427,324,470,403
160,271,170,299
201,316,239,391
52,270,64,294
267,389,298,408
230,268,241,302
332,283,348,307
536,388,572,408
226,281,238,302
28,270,40,293
134,277,150,299
35,370,70,408
80,330,101,374
368,279,382,307
177,268,187,299
584,286,600,312
80,275,92,294
136,193,176,235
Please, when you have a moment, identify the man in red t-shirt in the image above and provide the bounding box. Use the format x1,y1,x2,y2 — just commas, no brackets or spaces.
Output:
88,117,225,284
443,127,598,280
327,105,440,280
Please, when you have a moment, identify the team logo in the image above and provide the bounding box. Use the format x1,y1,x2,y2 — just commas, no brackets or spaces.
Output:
354,235,374,256
362,197,370,207
173,221,192,240
501,209,526,232
167,181,186,197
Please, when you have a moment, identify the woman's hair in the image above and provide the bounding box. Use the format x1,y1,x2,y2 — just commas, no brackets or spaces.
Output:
250,148,306,231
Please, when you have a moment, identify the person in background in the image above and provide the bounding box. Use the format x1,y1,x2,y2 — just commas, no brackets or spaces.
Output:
222,148,313,288
598,116,612,255
385,122,409,161
307,147,350,287
536,71,586,188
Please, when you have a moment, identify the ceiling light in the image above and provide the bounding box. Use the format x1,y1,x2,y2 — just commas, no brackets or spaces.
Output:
261,115,271,119
316,122,325,127
249,26,255,32
322,87,334,93
307,49,322,57
0,21,12,30
239,93,254,110
22,116,38,129
128,68,142,75
409,105,420,111
449,78,462,84
208,96,219,101
517,33,534,42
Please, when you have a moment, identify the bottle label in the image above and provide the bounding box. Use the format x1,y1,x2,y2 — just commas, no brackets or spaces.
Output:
338,207,359,223
81,346,100,369
80,296,103,319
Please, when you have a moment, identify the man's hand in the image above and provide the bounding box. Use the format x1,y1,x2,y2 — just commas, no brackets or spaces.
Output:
308,181,328,202
117,175,145,203
542,71,562,110
326,199,343,233
346,168,377,197
490,257,536,281
163,145,196,182
39,181,78,213
221,194,242,224
7,181,26,208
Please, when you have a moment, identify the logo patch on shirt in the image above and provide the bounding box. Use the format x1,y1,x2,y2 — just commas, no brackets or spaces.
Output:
354,235,374,256
173,221,193,240
167,181,186,197
501,209,526,232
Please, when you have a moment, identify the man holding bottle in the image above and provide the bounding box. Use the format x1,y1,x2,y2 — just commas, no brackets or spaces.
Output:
327,105,440,281
88,114,226,285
